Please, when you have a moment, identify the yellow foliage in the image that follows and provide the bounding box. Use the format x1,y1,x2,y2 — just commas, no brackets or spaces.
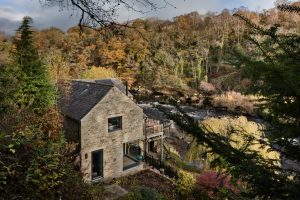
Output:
185,140,208,163
82,66,117,79
175,170,196,196
202,116,280,164
164,143,180,157
99,37,126,69
46,49,70,82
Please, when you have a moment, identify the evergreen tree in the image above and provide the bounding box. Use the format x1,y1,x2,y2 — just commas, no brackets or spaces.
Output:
158,4,300,199
0,17,80,199
13,16,55,112
233,4,300,169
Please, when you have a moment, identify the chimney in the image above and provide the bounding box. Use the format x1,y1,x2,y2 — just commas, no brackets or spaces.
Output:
125,81,128,96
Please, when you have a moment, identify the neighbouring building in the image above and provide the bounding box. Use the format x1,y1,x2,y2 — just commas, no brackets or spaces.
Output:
60,79,166,182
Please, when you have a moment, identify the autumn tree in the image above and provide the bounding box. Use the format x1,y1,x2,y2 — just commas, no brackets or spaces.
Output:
0,34,16,115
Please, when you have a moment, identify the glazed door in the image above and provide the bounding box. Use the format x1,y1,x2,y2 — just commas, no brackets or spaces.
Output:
91,149,103,180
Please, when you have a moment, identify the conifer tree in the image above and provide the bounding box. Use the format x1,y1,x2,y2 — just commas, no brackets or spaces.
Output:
0,17,70,199
159,4,300,199
13,16,55,111
233,4,300,167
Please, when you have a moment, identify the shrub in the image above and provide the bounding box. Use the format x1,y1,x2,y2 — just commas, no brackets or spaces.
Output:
210,71,241,91
125,186,166,200
175,170,196,197
199,81,216,94
212,91,256,114
60,169,92,200
0,128,67,199
195,171,238,199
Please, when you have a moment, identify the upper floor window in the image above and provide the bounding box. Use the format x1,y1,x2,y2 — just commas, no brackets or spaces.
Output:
108,116,122,132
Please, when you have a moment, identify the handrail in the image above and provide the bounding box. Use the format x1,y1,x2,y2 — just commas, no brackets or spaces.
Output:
145,124,163,134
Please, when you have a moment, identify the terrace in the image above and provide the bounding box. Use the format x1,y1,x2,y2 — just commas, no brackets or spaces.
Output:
145,119,165,160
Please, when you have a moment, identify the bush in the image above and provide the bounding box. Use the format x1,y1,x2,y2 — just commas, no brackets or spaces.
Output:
0,128,67,199
199,81,216,94
195,171,238,199
212,91,256,114
175,170,196,197
125,186,166,200
210,71,241,91
60,169,92,200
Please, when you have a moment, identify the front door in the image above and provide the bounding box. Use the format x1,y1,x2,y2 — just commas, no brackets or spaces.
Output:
92,149,103,180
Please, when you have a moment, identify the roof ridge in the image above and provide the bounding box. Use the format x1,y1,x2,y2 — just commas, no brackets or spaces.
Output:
72,79,114,87
94,82,115,87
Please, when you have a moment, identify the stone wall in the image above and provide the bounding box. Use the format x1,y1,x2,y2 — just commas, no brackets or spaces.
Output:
80,87,144,182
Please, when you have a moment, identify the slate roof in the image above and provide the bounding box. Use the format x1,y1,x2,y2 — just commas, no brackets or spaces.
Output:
60,78,133,121
138,104,168,122
95,78,133,98
61,80,112,121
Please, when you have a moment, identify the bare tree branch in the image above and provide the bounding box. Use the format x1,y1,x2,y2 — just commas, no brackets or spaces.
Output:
40,0,174,30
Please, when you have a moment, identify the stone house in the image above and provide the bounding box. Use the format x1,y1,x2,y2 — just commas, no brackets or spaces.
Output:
61,79,145,182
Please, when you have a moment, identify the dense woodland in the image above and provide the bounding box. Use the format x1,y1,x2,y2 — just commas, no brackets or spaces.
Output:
1,1,300,199
1,5,299,92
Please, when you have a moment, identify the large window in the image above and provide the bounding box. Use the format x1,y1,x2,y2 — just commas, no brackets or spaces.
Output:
91,149,103,181
108,116,122,132
123,141,141,170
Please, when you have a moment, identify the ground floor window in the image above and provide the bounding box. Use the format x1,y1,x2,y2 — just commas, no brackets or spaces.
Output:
123,141,141,170
92,149,103,180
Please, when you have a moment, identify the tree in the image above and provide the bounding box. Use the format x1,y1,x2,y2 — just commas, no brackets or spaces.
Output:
0,34,17,115
157,3,300,199
0,17,79,200
233,1,300,176
13,16,55,112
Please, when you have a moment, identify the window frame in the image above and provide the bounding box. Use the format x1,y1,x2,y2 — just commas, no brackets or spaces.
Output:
108,116,122,133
